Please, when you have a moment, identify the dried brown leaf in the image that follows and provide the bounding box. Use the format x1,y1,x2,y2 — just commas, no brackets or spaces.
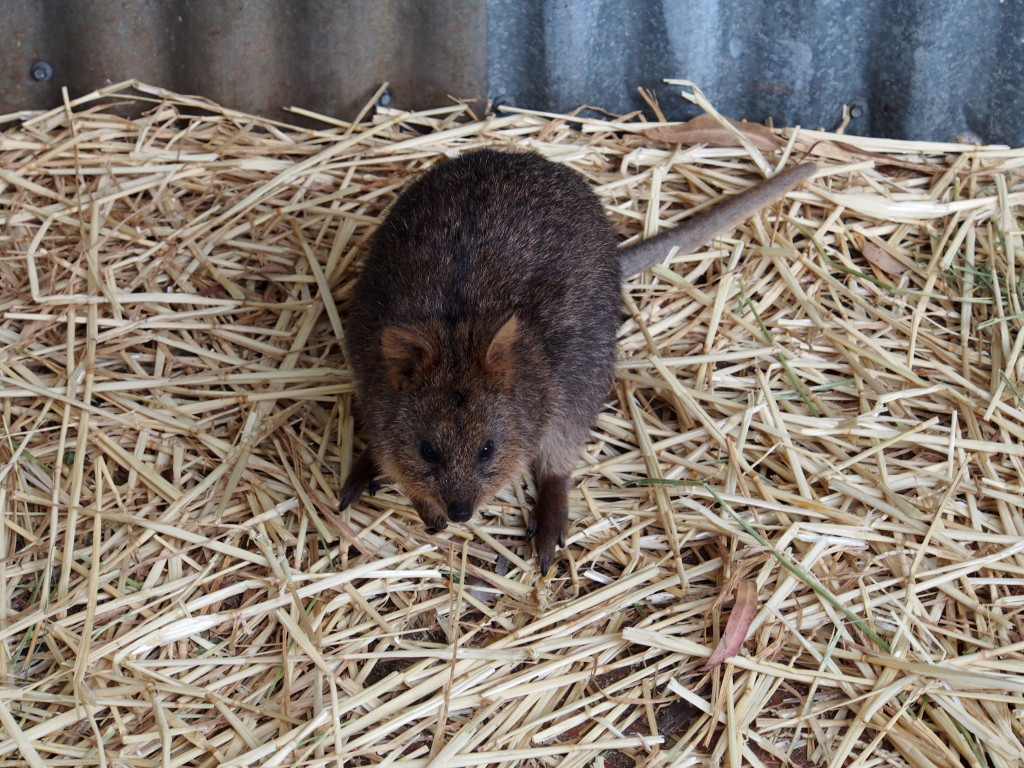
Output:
701,579,758,671
862,240,909,276
644,113,780,150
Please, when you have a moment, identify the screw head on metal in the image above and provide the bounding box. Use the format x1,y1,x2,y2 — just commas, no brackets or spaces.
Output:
31,60,53,82
376,87,393,107
490,93,514,112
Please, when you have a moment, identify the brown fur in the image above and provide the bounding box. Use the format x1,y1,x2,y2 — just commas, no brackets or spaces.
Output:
340,149,814,574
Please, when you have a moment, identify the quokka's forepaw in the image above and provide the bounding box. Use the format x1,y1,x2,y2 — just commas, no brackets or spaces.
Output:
530,516,566,576
529,472,571,576
340,451,379,511
538,550,554,577
413,498,448,531
339,480,363,511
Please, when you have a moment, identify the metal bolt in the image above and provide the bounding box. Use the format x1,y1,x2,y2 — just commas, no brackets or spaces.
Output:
31,60,53,82
376,87,393,107
490,93,514,113
849,98,868,120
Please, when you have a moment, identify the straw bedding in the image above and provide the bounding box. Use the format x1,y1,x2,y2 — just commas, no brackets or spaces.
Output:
1,80,1023,767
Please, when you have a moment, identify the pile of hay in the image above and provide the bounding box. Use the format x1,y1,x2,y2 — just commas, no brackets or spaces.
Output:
1,80,1023,767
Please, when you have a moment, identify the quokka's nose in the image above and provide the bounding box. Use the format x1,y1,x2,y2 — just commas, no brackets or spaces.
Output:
446,500,474,522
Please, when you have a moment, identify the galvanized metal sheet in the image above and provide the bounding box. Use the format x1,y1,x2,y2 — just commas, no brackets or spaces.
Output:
2,0,1022,144
489,0,1024,145
0,0,488,125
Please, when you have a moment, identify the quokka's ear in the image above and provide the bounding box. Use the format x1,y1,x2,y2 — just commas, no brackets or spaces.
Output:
381,326,438,390
483,315,518,378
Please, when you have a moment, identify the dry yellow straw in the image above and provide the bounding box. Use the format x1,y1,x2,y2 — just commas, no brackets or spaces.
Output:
0,79,1022,767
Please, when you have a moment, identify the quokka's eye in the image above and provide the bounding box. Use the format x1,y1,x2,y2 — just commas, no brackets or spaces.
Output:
478,440,494,462
420,441,439,463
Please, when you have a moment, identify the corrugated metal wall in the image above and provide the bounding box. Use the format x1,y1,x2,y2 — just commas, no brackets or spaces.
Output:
0,0,487,125
2,0,1022,144
490,0,1024,145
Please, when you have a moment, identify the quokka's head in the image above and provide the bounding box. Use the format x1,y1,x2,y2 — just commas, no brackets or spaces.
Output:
371,315,548,523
